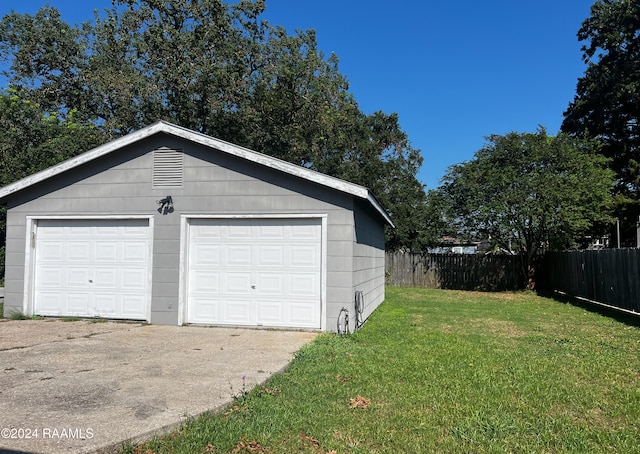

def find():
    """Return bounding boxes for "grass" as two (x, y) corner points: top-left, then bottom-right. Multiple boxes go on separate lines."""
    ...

(8, 310), (30, 320)
(125, 288), (640, 453)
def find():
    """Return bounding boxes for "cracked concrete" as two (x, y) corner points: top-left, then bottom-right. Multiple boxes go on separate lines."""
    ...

(0, 319), (317, 453)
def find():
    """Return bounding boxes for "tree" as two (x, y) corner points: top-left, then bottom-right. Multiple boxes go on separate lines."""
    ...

(0, 1), (429, 252)
(437, 128), (614, 288)
(0, 88), (105, 281)
(0, 6), (91, 118)
(561, 0), (640, 244)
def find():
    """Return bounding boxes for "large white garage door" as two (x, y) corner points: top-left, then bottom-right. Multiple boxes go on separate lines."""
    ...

(187, 218), (322, 328)
(33, 219), (151, 320)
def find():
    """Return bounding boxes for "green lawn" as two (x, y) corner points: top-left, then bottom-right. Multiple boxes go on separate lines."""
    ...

(126, 288), (640, 453)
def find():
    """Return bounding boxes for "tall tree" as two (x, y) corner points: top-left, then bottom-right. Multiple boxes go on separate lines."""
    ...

(437, 129), (614, 287)
(562, 0), (640, 244)
(85, 0), (268, 136)
(0, 1), (429, 251)
(0, 6), (90, 117)
(0, 88), (105, 281)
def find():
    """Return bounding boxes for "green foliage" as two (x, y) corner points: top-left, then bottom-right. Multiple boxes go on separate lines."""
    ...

(126, 287), (640, 453)
(435, 129), (614, 285)
(0, 89), (105, 278)
(0, 1), (428, 251)
(0, 89), (105, 185)
(562, 0), (640, 244)
(8, 310), (30, 320)
(0, 6), (89, 115)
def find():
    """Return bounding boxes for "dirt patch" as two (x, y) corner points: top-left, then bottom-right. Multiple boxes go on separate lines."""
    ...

(440, 317), (527, 338)
(473, 318), (527, 338)
(549, 403), (626, 431)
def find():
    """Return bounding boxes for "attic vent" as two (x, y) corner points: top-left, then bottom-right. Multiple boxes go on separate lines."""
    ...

(153, 148), (184, 188)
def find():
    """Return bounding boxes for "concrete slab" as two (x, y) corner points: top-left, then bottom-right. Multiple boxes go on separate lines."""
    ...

(0, 319), (317, 453)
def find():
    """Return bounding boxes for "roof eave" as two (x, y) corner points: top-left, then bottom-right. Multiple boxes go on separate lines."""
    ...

(0, 120), (394, 226)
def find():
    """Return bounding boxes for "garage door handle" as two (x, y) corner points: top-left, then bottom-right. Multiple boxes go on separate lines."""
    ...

(251, 285), (256, 289)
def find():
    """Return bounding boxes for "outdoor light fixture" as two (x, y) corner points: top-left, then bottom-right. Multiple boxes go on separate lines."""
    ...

(157, 196), (174, 215)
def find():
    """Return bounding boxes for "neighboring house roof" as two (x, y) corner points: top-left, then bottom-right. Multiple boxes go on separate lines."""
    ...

(0, 121), (394, 227)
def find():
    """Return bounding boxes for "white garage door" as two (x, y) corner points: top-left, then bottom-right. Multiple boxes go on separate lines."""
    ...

(187, 218), (322, 328)
(33, 219), (151, 320)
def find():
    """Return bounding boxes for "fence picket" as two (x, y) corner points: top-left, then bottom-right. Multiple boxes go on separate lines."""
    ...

(385, 252), (525, 291)
(541, 249), (640, 314)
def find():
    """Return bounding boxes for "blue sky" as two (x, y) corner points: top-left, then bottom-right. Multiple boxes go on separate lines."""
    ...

(0, 1), (595, 189)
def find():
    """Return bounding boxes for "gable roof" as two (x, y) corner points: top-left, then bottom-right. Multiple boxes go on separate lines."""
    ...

(0, 121), (393, 226)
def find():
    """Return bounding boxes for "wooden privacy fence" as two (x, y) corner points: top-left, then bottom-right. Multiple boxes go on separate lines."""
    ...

(385, 252), (526, 291)
(542, 249), (640, 314)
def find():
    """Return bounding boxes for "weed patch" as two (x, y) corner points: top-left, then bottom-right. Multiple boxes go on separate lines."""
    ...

(8, 310), (29, 320)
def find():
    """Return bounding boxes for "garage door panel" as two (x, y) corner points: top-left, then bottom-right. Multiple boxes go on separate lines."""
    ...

(190, 223), (221, 238)
(122, 268), (147, 289)
(35, 293), (64, 314)
(190, 271), (220, 292)
(256, 273), (284, 295)
(67, 293), (91, 313)
(38, 267), (64, 287)
(289, 302), (318, 326)
(94, 294), (118, 314)
(33, 219), (151, 320)
(39, 242), (64, 261)
(38, 225), (65, 237)
(257, 301), (283, 324)
(225, 300), (253, 323)
(291, 223), (320, 239)
(122, 241), (149, 262)
(226, 273), (252, 294)
(68, 226), (92, 237)
(227, 245), (251, 266)
(96, 225), (119, 236)
(95, 242), (118, 262)
(192, 245), (221, 265)
(94, 268), (117, 288)
(67, 268), (91, 287)
(68, 242), (92, 261)
(257, 246), (284, 266)
(259, 224), (285, 238)
(189, 298), (220, 322)
(121, 295), (146, 317)
(227, 224), (252, 238)
(291, 245), (319, 267)
(187, 218), (321, 328)
(290, 274), (318, 296)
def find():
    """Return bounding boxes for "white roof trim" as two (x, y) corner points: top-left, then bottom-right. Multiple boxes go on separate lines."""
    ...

(0, 121), (394, 226)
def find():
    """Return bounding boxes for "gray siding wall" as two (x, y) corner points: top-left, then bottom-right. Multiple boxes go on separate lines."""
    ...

(3, 134), (360, 330)
(4, 209), (25, 317)
(352, 200), (386, 330)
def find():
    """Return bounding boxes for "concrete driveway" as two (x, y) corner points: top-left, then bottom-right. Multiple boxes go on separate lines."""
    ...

(0, 318), (317, 454)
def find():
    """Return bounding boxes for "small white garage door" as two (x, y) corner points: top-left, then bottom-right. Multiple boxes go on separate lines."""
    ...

(33, 219), (151, 320)
(186, 218), (322, 328)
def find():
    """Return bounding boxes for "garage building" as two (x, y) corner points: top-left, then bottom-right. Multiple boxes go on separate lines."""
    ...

(0, 121), (392, 331)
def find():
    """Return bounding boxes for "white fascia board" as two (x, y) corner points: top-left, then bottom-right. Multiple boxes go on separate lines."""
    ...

(0, 120), (393, 226)
(367, 194), (395, 228)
